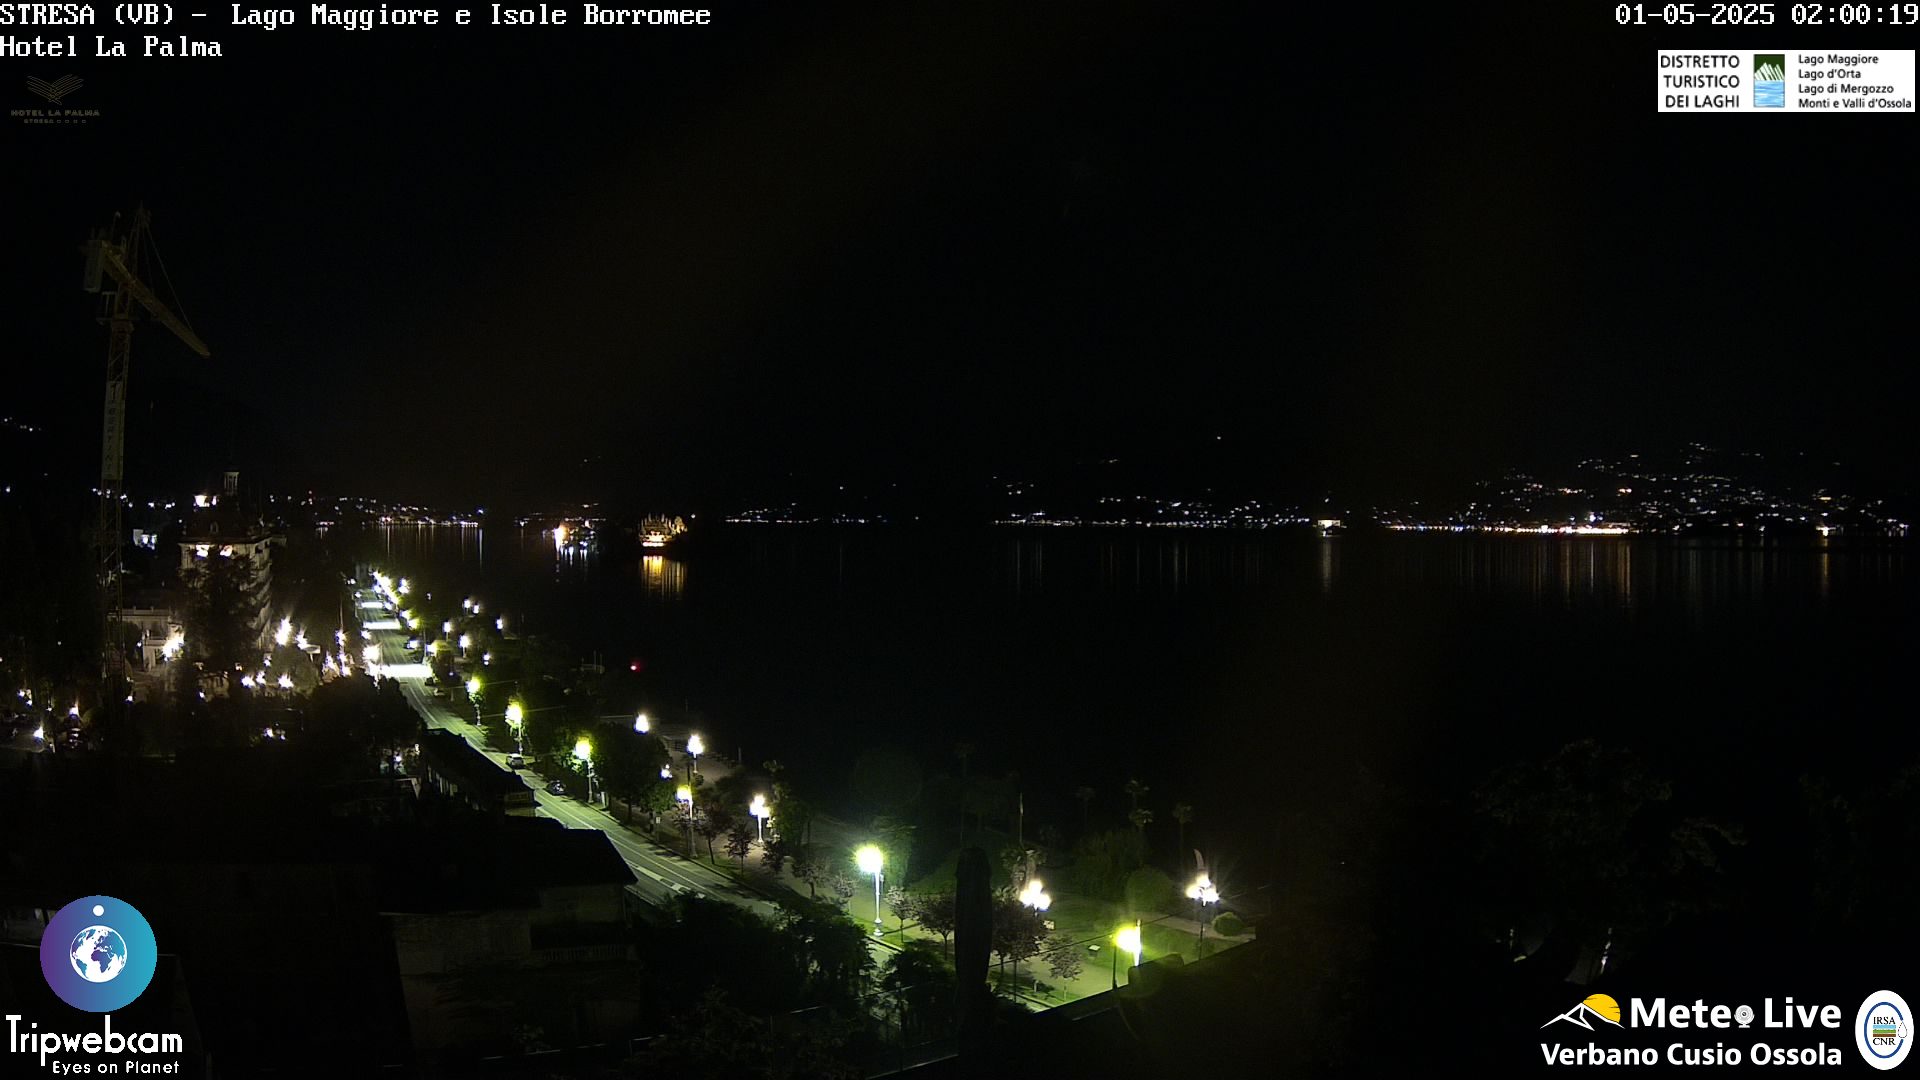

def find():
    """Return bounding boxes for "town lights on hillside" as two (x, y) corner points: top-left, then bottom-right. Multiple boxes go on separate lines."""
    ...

(553, 524), (569, 547)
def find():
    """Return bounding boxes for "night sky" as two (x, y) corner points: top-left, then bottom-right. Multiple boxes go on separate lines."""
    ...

(4, 3), (1915, 510)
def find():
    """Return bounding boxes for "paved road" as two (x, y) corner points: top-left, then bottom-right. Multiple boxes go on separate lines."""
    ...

(361, 601), (780, 919)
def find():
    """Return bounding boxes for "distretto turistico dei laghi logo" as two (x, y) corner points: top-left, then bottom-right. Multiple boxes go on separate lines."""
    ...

(38, 896), (157, 1012)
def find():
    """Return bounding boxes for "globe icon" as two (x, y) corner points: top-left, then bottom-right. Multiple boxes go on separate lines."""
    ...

(68, 925), (128, 984)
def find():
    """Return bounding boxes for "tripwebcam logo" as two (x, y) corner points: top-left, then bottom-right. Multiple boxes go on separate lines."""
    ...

(38, 895), (157, 1012)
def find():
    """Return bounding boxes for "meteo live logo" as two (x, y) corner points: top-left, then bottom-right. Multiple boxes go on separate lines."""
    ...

(5, 895), (185, 1074)
(1536, 990), (1912, 1069)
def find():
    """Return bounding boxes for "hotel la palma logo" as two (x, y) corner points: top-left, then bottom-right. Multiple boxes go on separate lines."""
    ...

(5, 896), (185, 1074)
(1536, 990), (1912, 1069)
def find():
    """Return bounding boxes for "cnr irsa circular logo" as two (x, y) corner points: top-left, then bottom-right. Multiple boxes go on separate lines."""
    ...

(1856, 989), (1913, 1071)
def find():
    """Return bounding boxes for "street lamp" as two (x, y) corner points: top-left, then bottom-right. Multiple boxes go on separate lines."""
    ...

(573, 738), (594, 805)
(458, 633), (471, 657)
(855, 845), (885, 936)
(749, 794), (770, 844)
(1113, 923), (1143, 989)
(1185, 873), (1220, 956)
(685, 732), (703, 782)
(442, 621), (453, 635)
(467, 676), (481, 697)
(505, 700), (524, 753)
(1014, 877), (1051, 986)
(634, 712), (650, 734)
(676, 784), (694, 853)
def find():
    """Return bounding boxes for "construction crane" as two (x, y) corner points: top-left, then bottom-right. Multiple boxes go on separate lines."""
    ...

(82, 208), (211, 679)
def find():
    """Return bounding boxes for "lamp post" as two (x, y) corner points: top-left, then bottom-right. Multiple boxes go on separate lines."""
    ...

(855, 845), (884, 936)
(634, 712), (650, 733)
(1185, 873), (1219, 957)
(1016, 878), (1051, 986)
(1113, 923), (1142, 989)
(685, 732), (703, 783)
(749, 794), (770, 845)
(458, 633), (471, 658)
(505, 700), (524, 754)
(573, 738), (594, 805)
(676, 784), (694, 854)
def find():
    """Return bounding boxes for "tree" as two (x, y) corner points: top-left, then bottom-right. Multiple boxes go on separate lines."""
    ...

(1123, 866), (1179, 917)
(759, 835), (791, 874)
(915, 889), (958, 957)
(1128, 807), (1154, 835)
(826, 869), (856, 910)
(183, 550), (262, 685)
(885, 885), (915, 933)
(696, 809), (727, 864)
(1074, 785), (1096, 828)
(879, 941), (953, 1043)
(998, 844), (1037, 889)
(1064, 829), (1148, 901)
(1124, 777), (1148, 811)
(989, 892), (1049, 981)
(794, 846), (822, 898)
(725, 823), (755, 867)
(1043, 937), (1084, 985)
(597, 728), (670, 824)
(1171, 801), (1195, 864)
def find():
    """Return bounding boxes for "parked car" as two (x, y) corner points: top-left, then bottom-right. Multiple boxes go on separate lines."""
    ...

(546, 779), (567, 796)
(507, 753), (525, 769)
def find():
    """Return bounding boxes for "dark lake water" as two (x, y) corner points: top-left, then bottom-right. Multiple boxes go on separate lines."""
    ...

(342, 525), (1916, 888)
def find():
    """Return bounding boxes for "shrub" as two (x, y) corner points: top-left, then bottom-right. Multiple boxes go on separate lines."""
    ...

(1122, 866), (1179, 916)
(1211, 911), (1247, 938)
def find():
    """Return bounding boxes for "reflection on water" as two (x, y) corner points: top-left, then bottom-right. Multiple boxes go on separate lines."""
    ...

(642, 554), (685, 599)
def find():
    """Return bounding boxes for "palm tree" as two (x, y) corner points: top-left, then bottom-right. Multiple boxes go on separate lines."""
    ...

(1171, 802), (1194, 863)
(1074, 785), (1096, 829)
(1124, 778), (1148, 812)
(954, 741), (975, 842)
(1128, 807), (1154, 835)
(762, 758), (785, 783)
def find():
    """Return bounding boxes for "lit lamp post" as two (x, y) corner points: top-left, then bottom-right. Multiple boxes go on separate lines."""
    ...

(685, 732), (703, 783)
(1016, 878), (1051, 986)
(634, 712), (650, 734)
(1112, 923), (1143, 989)
(749, 794), (770, 845)
(458, 633), (471, 658)
(505, 700), (524, 754)
(573, 738), (594, 805)
(855, 845), (885, 936)
(676, 784), (694, 853)
(1185, 873), (1220, 956)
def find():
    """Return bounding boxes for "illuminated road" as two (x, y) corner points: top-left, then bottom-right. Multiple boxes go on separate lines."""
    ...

(361, 599), (780, 918)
